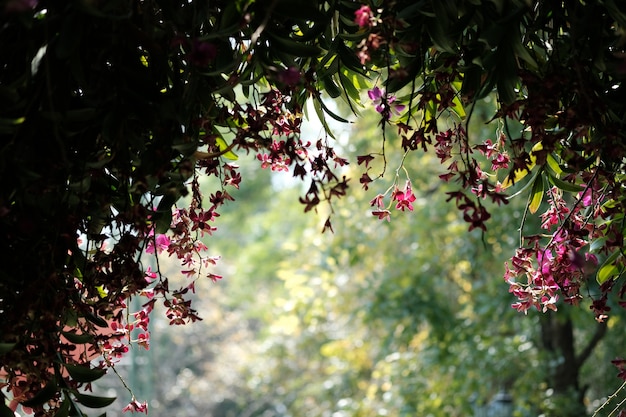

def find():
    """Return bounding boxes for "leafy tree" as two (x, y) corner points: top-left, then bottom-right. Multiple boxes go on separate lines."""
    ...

(2, 0), (626, 415)
(226, 107), (624, 417)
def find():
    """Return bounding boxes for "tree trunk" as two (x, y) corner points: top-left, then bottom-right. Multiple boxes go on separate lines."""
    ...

(539, 310), (607, 417)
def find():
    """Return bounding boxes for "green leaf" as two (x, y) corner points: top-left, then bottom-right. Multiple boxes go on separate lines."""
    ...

(312, 98), (336, 139)
(0, 116), (25, 134)
(507, 168), (542, 200)
(0, 343), (15, 355)
(336, 42), (367, 75)
(154, 193), (179, 234)
(545, 153), (564, 177)
(317, 97), (351, 123)
(84, 311), (108, 328)
(65, 364), (107, 383)
(338, 71), (361, 102)
(449, 82), (466, 119)
(274, 0), (325, 22)
(172, 140), (199, 157)
(597, 250), (623, 285)
(0, 398), (13, 417)
(528, 174), (544, 214)
(267, 33), (322, 57)
(321, 75), (342, 98)
(216, 136), (238, 160)
(502, 142), (543, 189)
(72, 392), (116, 409)
(546, 170), (584, 193)
(589, 237), (608, 253)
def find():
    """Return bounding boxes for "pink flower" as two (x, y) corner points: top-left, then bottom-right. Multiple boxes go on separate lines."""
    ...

(491, 152), (510, 170)
(123, 399), (148, 414)
(369, 194), (385, 208)
(146, 233), (170, 255)
(354, 5), (373, 28)
(190, 209), (217, 236)
(136, 333), (150, 350)
(207, 273), (223, 282)
(367, 87), (406, 119)
(372, 209), (391, 221)
(144, 266), (157, 283)
(257, 153), (272, 169)
(393, 181), (417, 211)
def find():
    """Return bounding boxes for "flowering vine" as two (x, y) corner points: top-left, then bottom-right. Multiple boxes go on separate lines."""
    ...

(3, 0), (626, 415)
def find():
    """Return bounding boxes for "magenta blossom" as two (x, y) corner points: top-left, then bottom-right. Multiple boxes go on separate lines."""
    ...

(146, 233), (170, 255)
(188, 40), (217, 67)
(368, 86), (406, 119)
(393, 181), (417, 211)
(354, 5), (373, 28)
(372, 209), (391, 221)
(278, 66), (302, 86)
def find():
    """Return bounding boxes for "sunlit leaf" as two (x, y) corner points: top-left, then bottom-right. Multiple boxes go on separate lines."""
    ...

(216, 136), (239, 160)
(545, 153), (564, 177)
(501, 142), (543, 189)
(597, 250), (622, 284)
(528, 174), (544, 214)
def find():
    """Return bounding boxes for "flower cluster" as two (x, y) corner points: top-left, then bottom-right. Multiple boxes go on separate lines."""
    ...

(353, 0), (626, 323)
(367, 180), (416, 221)
(353, 5), (385, 64)
(354, 5), (374, 28)
(123, 398), (148, 414)
(503, 187), (602, 315)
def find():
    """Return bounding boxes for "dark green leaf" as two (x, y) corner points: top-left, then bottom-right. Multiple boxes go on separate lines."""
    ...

(72, 392), (116, 409)
(65, 364), (107, 383)
(0, 343), (16, 355)
(546, 170), (584, 193)
(317, 97), (351, 123)
(426, 18), (456, 54)
(337, 42), (367, 75)
(267, 33), (322, 57)
(0, 399), (13, 417)
(590, 237), (608, 253)
(84, 311), (108, 328)
(321, 75), (342, 98)
(338, 72), (361, 102)
(56, 14), (83, 59)
(155, 193), (179, 234)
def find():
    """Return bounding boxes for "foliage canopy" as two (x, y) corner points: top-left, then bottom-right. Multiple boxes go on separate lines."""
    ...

(2, 0), (626, 415)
